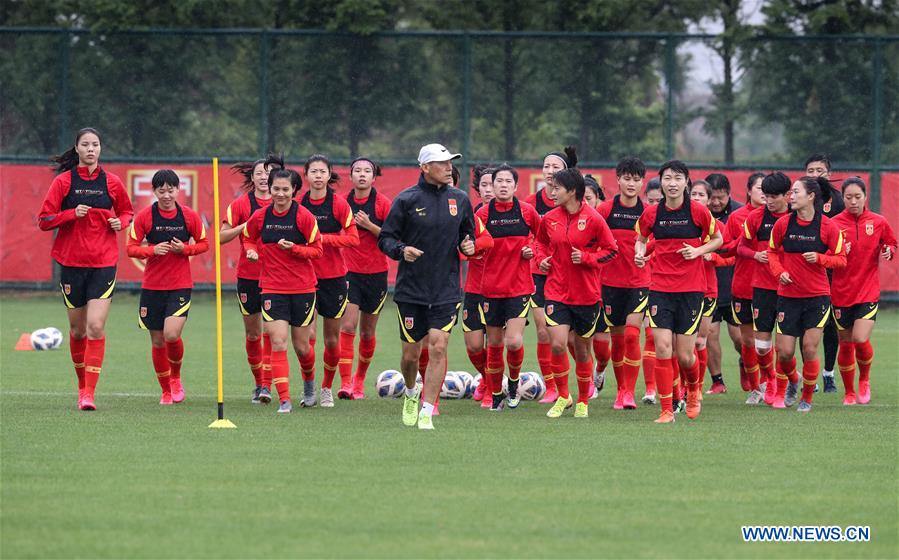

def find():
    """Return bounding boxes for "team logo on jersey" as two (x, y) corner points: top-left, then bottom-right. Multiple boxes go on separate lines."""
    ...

(546, 304), (554, 315)
(577, 218), (587, 231)
(63, 284), (71, 295)
(264, 299), (271, 311)
(482, 302), (489, 313)
(140, 307), (148, 318)
(650, 305), (657, 317)
(240, 293), (248, 304)
(404, 316), (414, 330)
(179, 297), (185, 304)
(448, 199), (458, 216)
(777, 311), (785, 323)
(605, 304), (612, 315)
(753, 308), (759, 319)
(834, 309), (842, 319)
(823, 201), (832, 213)
(734, 302), (742, 313)
(866, 221), (874, 236)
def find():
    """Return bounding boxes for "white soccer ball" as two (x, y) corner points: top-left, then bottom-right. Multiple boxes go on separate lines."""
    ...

(440, 371), (468, 399)
(454, 371), (474, 398)
(376, 369), (405, 398)
(517, 371), (546, 401)
(30, 327), (63, 351)
(471, 373), (483, 395)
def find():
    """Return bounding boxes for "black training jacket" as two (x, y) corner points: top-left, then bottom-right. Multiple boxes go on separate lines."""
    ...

(378, 174), (475, 305)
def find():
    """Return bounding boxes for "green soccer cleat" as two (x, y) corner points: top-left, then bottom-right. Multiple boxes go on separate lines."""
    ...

(574, 401), (588, 418)
(402, 388), (420, 427)
(417, 410), (434, 430)
(547, 395), (573, 418)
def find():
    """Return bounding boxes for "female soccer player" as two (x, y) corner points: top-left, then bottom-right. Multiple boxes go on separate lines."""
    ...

(464, 165), (494, 407)
(831, 177), (896, 405)
(127, 170), (208, 404)
(526, 146), (576, 404)
(221, 154), (281, 404)
(535, 168), (618, 419)
(39, 128), (134, 411)
(476, 164), (541, 410)
(767, 177), (846, 412)
(243, 168), (323, 413)
(635, 161), (722, 423)
(639, 179), (663, 404)
(301, 155), (360, 407)
(338, 157), (392, 399)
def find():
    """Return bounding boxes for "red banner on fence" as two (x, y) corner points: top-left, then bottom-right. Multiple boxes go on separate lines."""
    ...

(3, 162), (897, 294)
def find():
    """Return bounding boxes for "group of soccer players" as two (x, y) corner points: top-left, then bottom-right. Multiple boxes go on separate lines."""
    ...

(40, 128), (896, 427)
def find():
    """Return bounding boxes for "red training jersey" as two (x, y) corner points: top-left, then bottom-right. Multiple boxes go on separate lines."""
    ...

(534, 203), (618, 306)
(742, 206), (790, 292)
(38, 165), (134, 268)
(722, 203), (757, 300)
(767, 212), (845, 298)
(703, 219), (729, 298)
(525, 189), (555, 277)
(243, 201), (323, 294)
(596, 195), (651, 289)
(831, 209), (897, 307)
(476, 198), (542, 298)
(301, 189), (359, 280)
(636, 199), (716, 294)
(344, 188), (391, 274)
(127, 202), (208, 290)
(225, 191), (272, 280)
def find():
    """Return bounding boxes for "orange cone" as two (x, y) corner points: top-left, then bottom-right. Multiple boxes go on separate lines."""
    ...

(15, 333), (33, 351)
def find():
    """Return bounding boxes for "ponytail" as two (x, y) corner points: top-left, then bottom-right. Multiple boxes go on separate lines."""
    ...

(50, 127), (101, 174)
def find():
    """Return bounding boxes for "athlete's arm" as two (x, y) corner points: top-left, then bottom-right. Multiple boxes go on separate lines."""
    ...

(38, 176), (78, 230)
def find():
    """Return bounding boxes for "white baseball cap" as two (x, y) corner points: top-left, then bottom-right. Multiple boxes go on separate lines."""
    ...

(418, 143), (462, 164)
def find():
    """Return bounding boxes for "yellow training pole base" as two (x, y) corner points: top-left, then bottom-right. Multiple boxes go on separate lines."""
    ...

(208, 419), (237, 429)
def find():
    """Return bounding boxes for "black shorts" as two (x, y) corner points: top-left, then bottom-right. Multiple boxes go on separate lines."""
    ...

(483, 295), (531, 327)
(752, 288), (779, 334)
(262, 293), (316, 327)
(601, 286), (648, 328)
(731, 297), (753, 326)
(462, 292), (485, 332)
(59, 265), (116, 309)
(347, 271), (388, 315)
(545, 300), (601, 338)
(396, 301), (461, 343)
(702, 297), (717, 318)
(776, 295), (832, 337)
(712, 299), (734, 325)
(316, 276), (349, 319)
(530, 274), (547, 308)
(833, 302), (878, 331)
(648, 291), (704, 335)
(139, 288), (192, 330)
(236, 277), (262, 316)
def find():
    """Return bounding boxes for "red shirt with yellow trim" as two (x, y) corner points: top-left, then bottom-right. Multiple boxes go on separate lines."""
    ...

(243, 202), (323, 294)
(224, 191), (272, 280)
(722, 203), (757, 300)
(767, 212), (845, 298)
(525, 189), (555, 277)
(831, 209), (897, 307)
(596, 195), (651, 289)
(301, 190), (359, 280)
(743, 206), (790, 292)
(127, 203), (208, 290)
(344, 190), (391, 274)
(476, 198), (541, 298)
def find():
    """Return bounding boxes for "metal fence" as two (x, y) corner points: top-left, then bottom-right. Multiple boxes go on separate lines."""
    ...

(2, 28), (897, 207)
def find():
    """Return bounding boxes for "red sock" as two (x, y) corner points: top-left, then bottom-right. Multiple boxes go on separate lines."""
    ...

(166, 338), (184, 380)
(261, 333), (272, 389)
(593, 337), (611, 373)
(757, 349), (774, 389)
(855, 340), (873, 382)
(300, 343), (315, 382)
(696, 346), (708, 388)
(610, 333), (626, 390)
(486, 345), (505, 395)
(673, 357), (684, 398)
(466, 347), (487, 376)
(246, 336), (263, 386)
(151, 345), (171, 393)
(838, 341), (856, 395)
(338, 331), (355, 386)
(83, 337), (106, 395)
(684, 353), (701, 392)
(800, 358), (820, 403)
(623, 326), (642, 393)
(741, 344), (759, 390)
(418, 346), (429, 377)
(322, 345), (339, 389)
(642, 329), (656, 391)
(70, 334), (87, 390)
(537, 342), (555, 392)
(355, 336), (376, 381)
(551, 351), (570, 399)
(775, 358), (788, 398)
(576, 358), (594, 404)
(654, 357), (674, 413)
(787, 357), (799, 384)
(270, 350), (290, 401)
(507, 346), (524, 381)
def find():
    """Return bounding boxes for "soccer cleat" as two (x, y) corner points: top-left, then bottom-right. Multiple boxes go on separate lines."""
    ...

(588, 383), (598, 401)
(622, 391), (637, 409)
(277, 399), (292, 413)
(480, 390), (492, 409)
(546, 395), (573, 418)
(673, 400), (685, 414)
(507, 378), (520, 409)
(654, 410), (675, 424)
(772, 395), (786, 409)
(258, 387), (272, 404)
(79, 392), (96, 411)
(857, 380), (871, 405)
(594, 370), (605, 393)
(797, 400), (812, 413)
(642, 390), (657, 405)
(160, 392), (173, 406)
(351, 376), (365, 400)
(473, 380), (487, 402)
(842, 394), (857, 406)
(170, 378), (185, 403)
(490, 393), (505, 412)
(574, 402), (588, 418)
(612, 389), (624, 410)
(417, 410), (434, 430)
(758, 381), (767, 395)
(763, 380), (777, 406)
(301, 381), (316, 407)
(738, 359), (750, 391)
(745, 390), (763, 405)
(539, 387), (559, 404)
(402, 388), (420, 427)
(784, 382), (800, 407)
(337, 383), (353, 400)
(686, 389), (701, 419)
(822, 375), (837, 393)
(251, 386), (262, 404)
(319, 388), (335, 408)
(705, 382), (727, 395)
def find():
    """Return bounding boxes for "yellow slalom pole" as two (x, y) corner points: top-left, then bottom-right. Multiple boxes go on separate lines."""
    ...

(209, 157), (236, 429)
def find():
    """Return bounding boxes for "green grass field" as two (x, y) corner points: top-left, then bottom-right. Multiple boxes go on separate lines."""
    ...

(1, 292), (896, 559)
